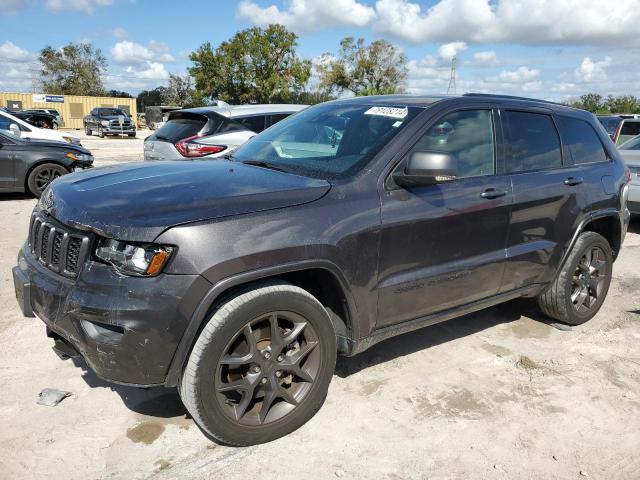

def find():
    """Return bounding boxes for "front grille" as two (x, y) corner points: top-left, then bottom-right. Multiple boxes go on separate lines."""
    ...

(29, 214), (90, 278)
(109, 120), (132, 127)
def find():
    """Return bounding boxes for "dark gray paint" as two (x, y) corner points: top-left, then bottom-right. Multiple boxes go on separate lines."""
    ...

(13, 95), (631, 387)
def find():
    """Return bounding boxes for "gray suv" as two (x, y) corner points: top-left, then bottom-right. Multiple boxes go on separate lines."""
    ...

(13, 94), (631, 446)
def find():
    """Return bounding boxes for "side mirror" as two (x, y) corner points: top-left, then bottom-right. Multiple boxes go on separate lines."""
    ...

(9, 123), (21, 138)
(393, 151), (457, 187)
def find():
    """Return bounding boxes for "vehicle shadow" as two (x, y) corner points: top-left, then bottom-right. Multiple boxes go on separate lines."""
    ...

(67, 297), (550, 418)
(628, 217), (640, 234)
(70, 358), (189, 418)
(0, 192), (34, 201)
(336, 297), (544, 378)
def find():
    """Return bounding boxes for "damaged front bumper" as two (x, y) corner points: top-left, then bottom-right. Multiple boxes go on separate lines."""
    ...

(13, 244), (209, 386)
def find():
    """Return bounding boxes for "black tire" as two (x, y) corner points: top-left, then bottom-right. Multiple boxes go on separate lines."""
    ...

(180, 282), (337, 446)
(128, 133), (136, 138)
(85, 125), (91, 136)
(98, 127), (105, 138)
(538, 231), (613, 325)
(27, 163), (69, 198)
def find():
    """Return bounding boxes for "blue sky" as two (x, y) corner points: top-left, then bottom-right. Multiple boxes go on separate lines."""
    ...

(1, 0), (638, 101)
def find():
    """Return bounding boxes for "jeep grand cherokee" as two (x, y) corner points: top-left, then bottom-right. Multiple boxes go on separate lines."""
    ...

(13, 94), (631, 446)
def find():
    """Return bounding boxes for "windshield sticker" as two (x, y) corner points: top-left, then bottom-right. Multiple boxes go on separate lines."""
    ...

(364, 106), (408, 119)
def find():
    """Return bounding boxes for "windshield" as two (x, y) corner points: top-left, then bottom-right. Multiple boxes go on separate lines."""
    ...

(100, 108), (126, 117)
(597, 116), (622, 134)
(619, 135), (640, 150)
(231, 103), (421, 179)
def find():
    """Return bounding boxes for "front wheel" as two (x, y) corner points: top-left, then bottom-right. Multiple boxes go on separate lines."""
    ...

(85, 125), (91, 136)
(98, 127), (105, 138)
(27, 163), (68, 198)
(180, 282), (337, 446)
(538, 231), (613, 325)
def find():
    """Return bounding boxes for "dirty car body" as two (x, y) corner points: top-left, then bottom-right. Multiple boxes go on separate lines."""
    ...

(13, 95), (631, 421)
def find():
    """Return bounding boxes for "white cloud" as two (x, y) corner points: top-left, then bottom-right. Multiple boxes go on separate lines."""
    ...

(374, 0), (640, 46)
(237, 0), (376, 34)
(472, 51), (498, 67)
(0, 41), (34, 91)
(0, 40), (31, 62)
(0, 0), (24, 14)
(125, 62), (169, 80)
(113, 27), (128, 40)
(46, 0), (113, 13)
(111, 40), (174, 65)
(575, 56), (611, 82)
(495, 66), (540, 83)
(438, 42), (466, 60)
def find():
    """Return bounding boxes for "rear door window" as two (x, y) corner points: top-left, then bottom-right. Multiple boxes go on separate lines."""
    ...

(503, 111), (562, 173)
(235, 115), (266, 133)
(558, 117), (608, 164)
(268, 113), (291, 127)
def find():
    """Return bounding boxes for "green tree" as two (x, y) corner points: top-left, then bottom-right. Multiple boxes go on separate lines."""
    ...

(136, 87), (166, 111)
(189, 24), (311, 104)
(567, 93), (606, 113)
(105, 89), (133, 98)
(317, 37), (408, 97)
(604, 95), (640, 114)
(161, 74), (204, 107)
(38, 43), (107, 96)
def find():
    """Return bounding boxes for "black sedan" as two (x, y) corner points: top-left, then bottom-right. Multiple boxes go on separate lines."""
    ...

(0, 130), (93, 197)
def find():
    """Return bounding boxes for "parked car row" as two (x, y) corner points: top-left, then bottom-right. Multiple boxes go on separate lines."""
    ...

(0, 109), (80, 145)
(11, 93), (632, 447)
(144, 104), (306, 161)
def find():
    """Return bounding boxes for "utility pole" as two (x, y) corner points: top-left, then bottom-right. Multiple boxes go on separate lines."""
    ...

(447, 55), (457, 95)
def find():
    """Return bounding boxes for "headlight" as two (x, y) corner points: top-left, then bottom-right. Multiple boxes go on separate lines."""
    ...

(65, 152), (93, 162)
(62, 135), (81, 146)
(101, 120), (110, 126)
(95, 239), (174, 277)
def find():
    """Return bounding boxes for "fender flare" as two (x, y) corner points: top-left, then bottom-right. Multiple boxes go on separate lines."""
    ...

(558, 208), (623, 271)
(164, 259), (357, 387)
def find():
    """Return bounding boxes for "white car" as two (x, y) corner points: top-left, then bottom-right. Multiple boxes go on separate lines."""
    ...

(618, 135), (640, 215)
(144, 104), (306, 161)
(0, 110), (80, 145)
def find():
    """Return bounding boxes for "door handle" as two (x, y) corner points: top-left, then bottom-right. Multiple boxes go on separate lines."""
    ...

(564, 176), (584, 186)
(480, 188), (508, 199)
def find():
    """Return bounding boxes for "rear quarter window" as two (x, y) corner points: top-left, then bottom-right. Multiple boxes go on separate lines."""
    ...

(558, 117), (608, 165)
(620, 121), (640, 137)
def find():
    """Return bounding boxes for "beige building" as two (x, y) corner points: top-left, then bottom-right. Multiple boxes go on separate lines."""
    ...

(0, 92), (137, 130)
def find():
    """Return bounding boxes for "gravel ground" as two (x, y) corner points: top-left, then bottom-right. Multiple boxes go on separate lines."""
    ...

(0, 132), (639, 479)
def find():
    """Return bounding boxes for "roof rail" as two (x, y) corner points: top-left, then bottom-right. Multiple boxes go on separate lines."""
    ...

(463, 93), (566, 107)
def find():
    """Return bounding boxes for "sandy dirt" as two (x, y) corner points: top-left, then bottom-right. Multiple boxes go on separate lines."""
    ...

(0, 132), (639, 479)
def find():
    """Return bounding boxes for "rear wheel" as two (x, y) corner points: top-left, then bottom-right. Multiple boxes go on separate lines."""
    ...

(27, 163), (68, 198)
(180, 282), (337, 446)
(538, 231), (613, 325)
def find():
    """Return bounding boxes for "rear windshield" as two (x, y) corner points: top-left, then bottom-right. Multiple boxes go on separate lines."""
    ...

(152, 111), (247, 142)
(620, 121), (640, 136)
(597, 116), (622, 134)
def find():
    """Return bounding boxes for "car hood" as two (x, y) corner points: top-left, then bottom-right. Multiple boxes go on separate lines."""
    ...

(43, 160), (330, 241)
(23, 139), (91, 154)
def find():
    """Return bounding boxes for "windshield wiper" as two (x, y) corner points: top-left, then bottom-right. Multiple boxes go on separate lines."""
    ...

(154, 134), (172, 142)
(241, 160), (287, 173)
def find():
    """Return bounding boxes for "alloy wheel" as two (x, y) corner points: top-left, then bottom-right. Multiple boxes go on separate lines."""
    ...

(215, 311), (321, 426)
(34, 168), (62, 193)
(571, 246), (607, 314)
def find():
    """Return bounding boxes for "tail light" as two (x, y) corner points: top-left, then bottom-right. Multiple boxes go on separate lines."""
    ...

(175, 134), (226, 158)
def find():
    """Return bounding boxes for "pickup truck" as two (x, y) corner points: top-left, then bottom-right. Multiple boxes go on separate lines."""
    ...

(83, 107), (136, 138)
